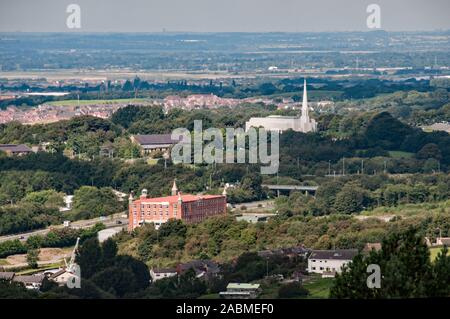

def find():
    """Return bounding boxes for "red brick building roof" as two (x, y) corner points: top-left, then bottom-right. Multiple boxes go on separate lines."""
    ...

(134, 193), (224, 204)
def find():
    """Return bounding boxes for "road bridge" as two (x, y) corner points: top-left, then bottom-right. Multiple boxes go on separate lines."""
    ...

(262, 184), (319, 197)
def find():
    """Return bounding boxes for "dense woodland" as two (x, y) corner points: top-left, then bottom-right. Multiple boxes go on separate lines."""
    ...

(0, 98), (450, 236)
(0, 84), (449, 298)
(331, 228), (450, 298)
(1, 223), (449, 299)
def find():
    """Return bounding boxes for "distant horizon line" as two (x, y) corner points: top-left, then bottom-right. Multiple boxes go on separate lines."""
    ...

(1, 29), (450, 35)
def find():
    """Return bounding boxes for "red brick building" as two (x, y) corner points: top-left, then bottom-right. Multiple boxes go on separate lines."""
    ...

(128, 180), (227, 231)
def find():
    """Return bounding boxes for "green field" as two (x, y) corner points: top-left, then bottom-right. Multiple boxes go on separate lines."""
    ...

(256, 275), (334, 299)
(430, 247), (449, 262)
(388, 151), (414, 159)
(47, 98), (150, 107)
(147, 158), (159, 165)
(198, 293), (220, 299)
(303, 276), (334, 299)
(361, 200), (450, 217)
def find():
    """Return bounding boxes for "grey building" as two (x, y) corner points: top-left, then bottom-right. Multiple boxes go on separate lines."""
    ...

(131, 134), (179, 155)
(0, 144), (33, 156)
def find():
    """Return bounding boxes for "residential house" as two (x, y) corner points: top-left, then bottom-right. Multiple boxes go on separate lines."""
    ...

(130, 134), (179, 156)
(0, 144), (33, 156)
(436, 237), (450, 246)
(0, 272), (15, 282)
(257, 245), (310, 259)
(177, 260), (220, 281)
(307, 249), (358, 277)
(13, 274), (45, 290)
(150, 268), (178, 282)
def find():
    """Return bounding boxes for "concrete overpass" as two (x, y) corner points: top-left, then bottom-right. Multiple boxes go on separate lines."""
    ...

(262, 184), (319, 197)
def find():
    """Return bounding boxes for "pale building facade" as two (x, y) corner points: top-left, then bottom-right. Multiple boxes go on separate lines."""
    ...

(307, 249), (358, 277)
(245, 79), (317, 133)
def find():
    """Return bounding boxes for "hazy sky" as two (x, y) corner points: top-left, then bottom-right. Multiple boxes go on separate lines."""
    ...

(0, 0), (449, 32)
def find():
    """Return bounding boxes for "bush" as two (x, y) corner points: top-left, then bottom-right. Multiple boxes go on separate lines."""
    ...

(72, 186), (121, 219)
(0, 224), (105, 259)
(0, 240), (27, 258)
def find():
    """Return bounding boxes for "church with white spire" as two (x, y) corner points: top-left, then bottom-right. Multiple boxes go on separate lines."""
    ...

(245, 79), (317, 133)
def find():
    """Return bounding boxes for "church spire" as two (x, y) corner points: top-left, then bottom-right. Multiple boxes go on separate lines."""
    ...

(171, 179), (178, 196)
(302, 78), (309, 119)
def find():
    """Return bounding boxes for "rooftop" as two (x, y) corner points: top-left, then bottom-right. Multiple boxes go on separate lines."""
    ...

(227, 283), (260, 290)
(0, 144), (32, 153)
(0, 272), (15, 280)
(309, 249), (358, 261)
(134, 193), (225, 204)
(13, 275), (45, 284)
(178, 260), (220, 273)
(152, 268), (177, 274)
(49, 269), (68, 279)
(133, 134), (179, 145)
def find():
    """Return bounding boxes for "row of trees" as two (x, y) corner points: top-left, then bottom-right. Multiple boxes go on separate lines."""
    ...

(4, 102), (449, 167)
(275, 173), (450, 216)
(0, 183), (122, 235)
(0, 224), (105, 259)
(331, 228), (450, 298)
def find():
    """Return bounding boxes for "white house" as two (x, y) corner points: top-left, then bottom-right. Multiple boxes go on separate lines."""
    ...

(150, 268), (178, 282)
(307, 249), (358, 277)
(436, 237), (450, 246)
